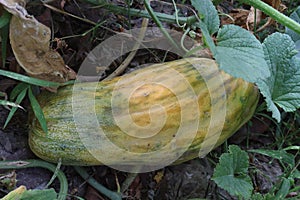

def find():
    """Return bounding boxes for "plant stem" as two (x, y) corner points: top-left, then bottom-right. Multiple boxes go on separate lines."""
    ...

(84, 0), (197, 26)
(0, 160), (68, 200)
(144, 0), (181, 51)
(73, 166), (122, 200)
(239, 0), (300, 35)
(104, 18), (149, 80)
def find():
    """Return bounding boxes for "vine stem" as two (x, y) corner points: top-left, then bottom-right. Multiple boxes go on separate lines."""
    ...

(73, 166), (122, 200)
(0, 160), (68, 200)
(144, 0), (181, 51)
(84, 0), (197, 26)
(239, 0), (300, 35)
(104, 18), (149, 80)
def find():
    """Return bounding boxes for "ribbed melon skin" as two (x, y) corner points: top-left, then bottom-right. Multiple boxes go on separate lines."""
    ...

(28, 58), (259, 166)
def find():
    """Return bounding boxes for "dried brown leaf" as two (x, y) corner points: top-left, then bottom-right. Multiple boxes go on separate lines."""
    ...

(0, 0), (76, 82)
(221, 9), (250, 29)
(246, 7), (262, 31)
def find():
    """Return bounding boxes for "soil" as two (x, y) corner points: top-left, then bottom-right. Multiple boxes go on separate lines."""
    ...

(0, 0), (299, 199)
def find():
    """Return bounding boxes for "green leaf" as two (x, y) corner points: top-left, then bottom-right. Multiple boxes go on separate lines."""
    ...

(257, 32), (300, 122)
(212, 145), (253, 200)
(248, 148), (295, 168)
(275, 178), (290, 200)
(191, 0), (220, 35)
(19, 188), (57, 200)
(10, 83), (30, 101)
(0, 69), (61, 87)
(0, 10), (11, 28)
(28, 86), (48, 134)
(286, 6), (300, 42)
(0, 100), (24, 109)
(251, 193), (274, 200)
(3, 87), (28, 129)
(215, 24), (269, 83)
(295, 40), (300, 59)
(1, 22), (9, 68)
(283, 146), (300, 151)
(290, 169), (300, 179)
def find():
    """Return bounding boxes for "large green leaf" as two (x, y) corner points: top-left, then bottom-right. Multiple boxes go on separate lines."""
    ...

(215, 24), (269, 83)
(191, 0), (220, 35)
(286, 6), (300, 42)
(257, 32), (300, 122)
(212, 145), (253, 200)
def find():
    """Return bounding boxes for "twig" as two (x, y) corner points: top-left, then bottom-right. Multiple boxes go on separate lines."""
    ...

(104, 18), (149, 80)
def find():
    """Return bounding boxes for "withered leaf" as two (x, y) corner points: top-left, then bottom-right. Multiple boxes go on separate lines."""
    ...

(0, 0), (76, 83)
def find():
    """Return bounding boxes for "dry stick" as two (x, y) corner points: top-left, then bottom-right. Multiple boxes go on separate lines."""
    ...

(42, 3), (121, 36)
(103, 18), (149, 81)
(43, 4), (97, 25)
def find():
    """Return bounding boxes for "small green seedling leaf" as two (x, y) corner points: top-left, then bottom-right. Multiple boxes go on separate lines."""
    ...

(257, 32), (300, 122)
(286, 6), (300, 42)
(212, 145), (253, 200)
(249, 148), (295, 168)
(191, 0), (220, 35)
(28, 86), (48, 134)
(215, 24), (269, 83)
(3, 87), (28, 128)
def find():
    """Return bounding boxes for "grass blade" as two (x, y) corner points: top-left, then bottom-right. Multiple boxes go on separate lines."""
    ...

(0, 100), (24, 109)
(3, 87), (28, 128)
(1, 23), (9, 68)
(0, 69), (61, 87)
(10, 82), (29, 101)
(28, 86), (48, 134)
(0, 10), (11, 28)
